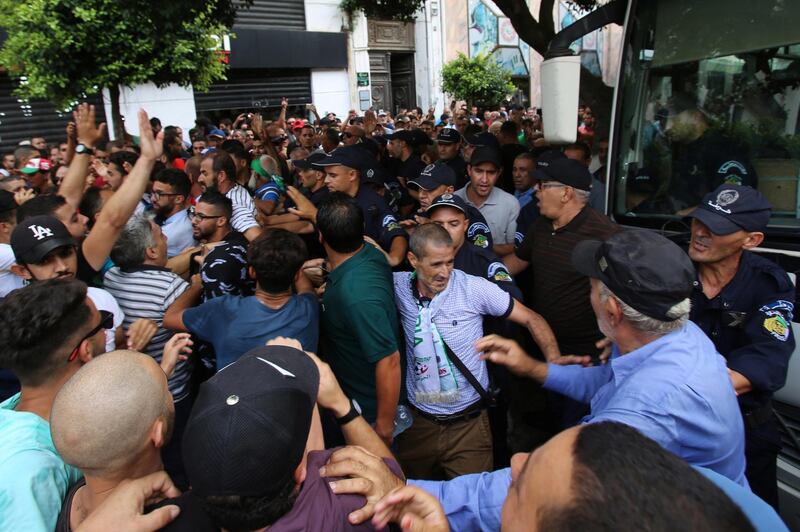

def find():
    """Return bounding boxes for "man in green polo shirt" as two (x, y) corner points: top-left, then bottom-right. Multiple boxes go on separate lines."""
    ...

(316, 192), (402, 446)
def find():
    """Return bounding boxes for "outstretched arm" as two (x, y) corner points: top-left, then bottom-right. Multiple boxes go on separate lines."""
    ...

(81, 109), (162, 270)
(58, 104), (106, 208)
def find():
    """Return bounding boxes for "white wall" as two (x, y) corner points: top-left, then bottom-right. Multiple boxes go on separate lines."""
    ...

(311, 69), (351, 118)
(417, 0), (446, 116)
(103, 83), (197, 141)
(306, 0), (353, 116)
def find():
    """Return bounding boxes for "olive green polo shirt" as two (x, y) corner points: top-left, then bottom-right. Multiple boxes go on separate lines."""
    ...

(321, 244), (401, 423)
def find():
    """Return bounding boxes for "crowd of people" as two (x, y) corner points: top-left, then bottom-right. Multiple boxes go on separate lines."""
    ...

(0, 97), (793, 531)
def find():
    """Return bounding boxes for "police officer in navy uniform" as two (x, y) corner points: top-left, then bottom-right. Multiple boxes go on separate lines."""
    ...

(404, 162), (494, 251)
(436, 128), (469, 189)
(308, 145), (408, 267)
(688, 184), (794, 509)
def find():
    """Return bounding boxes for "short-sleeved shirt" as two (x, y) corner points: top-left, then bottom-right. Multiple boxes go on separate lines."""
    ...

(321, 245), (401, 423)
(393, 270), (513, 415)
(514, 200), (540, 249)
(515, 206), (618, 355)
(354, 186), (407, 252)
(0, 393), (83, 532)
(225, 184), (259, 234)
(454, 243), (522, 300)
(182, 293), (320, 370)
(691, 251), (795, 438)
(161, 209), (197, 257)
(454, 185), (520, 245)
(269, 448), (404, 531)
(103, 265), (191, 401)
(199, 231), (254, 302)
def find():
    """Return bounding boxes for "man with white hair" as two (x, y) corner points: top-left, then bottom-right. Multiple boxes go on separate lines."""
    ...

(478, 230), (748, 486)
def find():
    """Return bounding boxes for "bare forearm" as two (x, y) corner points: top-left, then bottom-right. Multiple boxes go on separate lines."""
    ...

(387, 237), (408, 267)
(329, 395), (393, 460)
(525, 311), (561, 362)
(492, 243), (514, 257)
(728, 369), (753, 396)
(100, 156), (155, 227)
(163, 283), (202, 331)
(375, 353), (401, 439)
(58, 153), (91, 208)
(503, 254), (529, 276)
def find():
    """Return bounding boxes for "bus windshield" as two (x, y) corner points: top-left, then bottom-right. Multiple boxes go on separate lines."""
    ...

(612, 0), (800, 235)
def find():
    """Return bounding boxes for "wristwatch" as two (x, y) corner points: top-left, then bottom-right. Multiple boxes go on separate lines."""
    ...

(75, 143), (95, 156)
(335, 398), (362, 426)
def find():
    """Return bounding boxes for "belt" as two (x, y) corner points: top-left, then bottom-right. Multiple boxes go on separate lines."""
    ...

(743, 402), (774, 430)
(412, 403), (484, 425)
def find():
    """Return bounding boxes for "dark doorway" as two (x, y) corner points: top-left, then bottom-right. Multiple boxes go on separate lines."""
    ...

(368, 51), (416, 114)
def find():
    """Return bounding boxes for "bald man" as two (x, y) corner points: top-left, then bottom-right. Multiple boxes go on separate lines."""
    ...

(50, 345), (202, 531)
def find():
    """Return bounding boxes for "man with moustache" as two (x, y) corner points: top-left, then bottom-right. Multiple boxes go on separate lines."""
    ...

(687, 184), (794, 509)
(198, 151), (262, 241)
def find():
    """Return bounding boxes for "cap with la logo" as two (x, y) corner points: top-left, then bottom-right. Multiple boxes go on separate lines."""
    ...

(11, 215), (74, 265)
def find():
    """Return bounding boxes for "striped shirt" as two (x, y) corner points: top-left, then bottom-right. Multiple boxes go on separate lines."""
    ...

(103, 265), (191, 401)
(393, 270), (513, 415)
(226, 184), (259, 234)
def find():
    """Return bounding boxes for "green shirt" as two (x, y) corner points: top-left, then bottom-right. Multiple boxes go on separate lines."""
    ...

(321, 245), (401, 422)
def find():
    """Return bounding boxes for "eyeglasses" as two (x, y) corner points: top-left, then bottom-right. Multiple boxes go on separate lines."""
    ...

(189, 206), (223, 221)
(151, 190), (179, 200)
(68, 310), (113, 362)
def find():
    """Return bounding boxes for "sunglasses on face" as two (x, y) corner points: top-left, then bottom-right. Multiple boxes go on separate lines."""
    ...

(68, 310), (113, 362)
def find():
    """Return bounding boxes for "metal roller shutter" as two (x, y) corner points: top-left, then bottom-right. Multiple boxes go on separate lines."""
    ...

(235, 0), (305, 31)
(0, 75), (106, 153)
(193, 68), (311, 113)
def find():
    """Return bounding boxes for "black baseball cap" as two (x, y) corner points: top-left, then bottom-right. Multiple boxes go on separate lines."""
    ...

(11, 215), (74, 265)
(437, 129), (462, 144)
(408, 129), (433, 147)
(361, 164), (387, 186)
(427, 193), (468, 215)
(291, 152), (328, 170)
(312, 145), (364, 171)
(409, 163), (456, 190)
(533, 158), (592, 191)
(469, 146), (502, 168)
(530, 150), (566, 176)
(627, 168), (660, 195)
(572, 230), (695, 322)
(387, 129), (416, 145)
(182, 345), (319, 498)
(464, 132), (500, 150)
(688, 184), (771, 235)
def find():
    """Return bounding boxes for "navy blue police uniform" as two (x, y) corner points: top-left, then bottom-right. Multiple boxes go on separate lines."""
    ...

(688, 185), (794, 509)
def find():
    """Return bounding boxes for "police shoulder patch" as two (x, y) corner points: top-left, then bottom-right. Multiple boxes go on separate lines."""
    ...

(488, 262), (511, 282)
(763, 314), (790, 342)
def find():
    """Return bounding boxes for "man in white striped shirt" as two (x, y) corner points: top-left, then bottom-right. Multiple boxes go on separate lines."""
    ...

(198, 151), (262, 241)
(103, 213), (191, 485)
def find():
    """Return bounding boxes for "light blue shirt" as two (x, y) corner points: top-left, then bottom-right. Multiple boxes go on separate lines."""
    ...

(545, 321), (747, 485)
(161, 209), (196, 257)
(0, 393), (83, 531)
(514, 188), (534, 208)
(393, 270), (513, 415)
(411, 465), (785, 532)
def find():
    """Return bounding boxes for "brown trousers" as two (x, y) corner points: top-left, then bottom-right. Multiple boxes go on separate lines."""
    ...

(396, 409), (493, 480)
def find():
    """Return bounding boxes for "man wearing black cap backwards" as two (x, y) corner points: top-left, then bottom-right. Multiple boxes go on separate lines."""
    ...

(688, 184), (794, 509)
(478, 230), (748, 486)
(182, 340), (402, 531)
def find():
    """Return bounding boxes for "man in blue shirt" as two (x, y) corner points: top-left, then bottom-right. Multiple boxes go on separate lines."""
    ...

(151, 168), (196, 257)
(478, 230), (748, 485)
(163, 229), (319, 369)
(0, 279), (108, 531)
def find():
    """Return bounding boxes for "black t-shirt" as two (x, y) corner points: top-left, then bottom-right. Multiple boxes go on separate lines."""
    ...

(443, 156), (469, 189)
(516, 207), (619, 355)
(399, 153), (427, 185)
(77, 245), (102, 287)
(55, 480), (216, 532)
(199, 231), (254, 303)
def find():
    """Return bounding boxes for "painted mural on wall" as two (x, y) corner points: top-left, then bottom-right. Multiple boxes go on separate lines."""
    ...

(559, 1), (603, 77)
(468, 0), (530, 77)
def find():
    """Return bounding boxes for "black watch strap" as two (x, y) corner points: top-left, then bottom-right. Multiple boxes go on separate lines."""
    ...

(336, 398), (362, 426)
(75, 143), (95, 156)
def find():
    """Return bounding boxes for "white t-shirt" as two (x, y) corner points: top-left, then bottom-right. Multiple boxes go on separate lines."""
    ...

(87, 287), (124, 352)
(0, 244), (24, 298)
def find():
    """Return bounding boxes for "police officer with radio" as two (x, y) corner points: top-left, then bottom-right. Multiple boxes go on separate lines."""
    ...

(688, 184), (794, 509)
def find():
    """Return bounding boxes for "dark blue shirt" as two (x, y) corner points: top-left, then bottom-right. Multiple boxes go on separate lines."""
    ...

(514, 200), (539, 249)
(354, 186), (407, 251)
(454, 242), (522, 301)
(690, 251), (795, 424)
(418, 205), (494, 250)
(182, 293), (320, 370)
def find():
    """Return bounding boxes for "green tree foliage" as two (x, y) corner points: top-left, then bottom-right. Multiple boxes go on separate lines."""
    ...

(340, 0), (426, 23)
(441, 53), (515, 109)
(0, 0), (251, 138)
